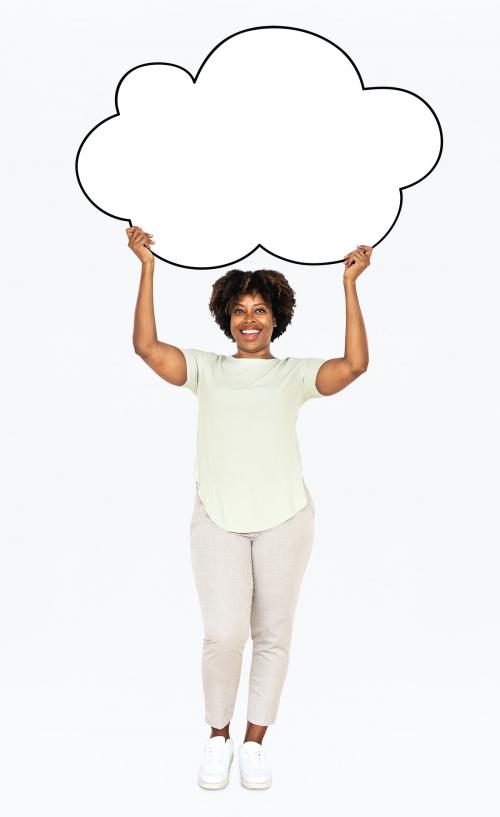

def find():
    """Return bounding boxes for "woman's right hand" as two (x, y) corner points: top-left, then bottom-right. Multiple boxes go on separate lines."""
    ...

(126, 226), (155, 263)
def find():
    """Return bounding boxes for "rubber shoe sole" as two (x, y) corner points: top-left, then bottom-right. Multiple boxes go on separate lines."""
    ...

(240, 771), (272, 789)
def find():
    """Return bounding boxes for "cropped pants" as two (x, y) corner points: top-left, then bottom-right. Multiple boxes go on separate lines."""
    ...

(189, 483), (315, 728)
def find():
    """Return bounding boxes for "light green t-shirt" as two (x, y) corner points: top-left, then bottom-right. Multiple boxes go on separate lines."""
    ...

(181, 349), (327, 533)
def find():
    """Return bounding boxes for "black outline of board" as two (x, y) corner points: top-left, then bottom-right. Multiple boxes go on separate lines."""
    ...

(75, 24), (444, 270)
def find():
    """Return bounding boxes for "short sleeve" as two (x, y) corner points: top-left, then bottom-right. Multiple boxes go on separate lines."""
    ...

(299, 357), (327, 403)
(180, 348), (200, 395)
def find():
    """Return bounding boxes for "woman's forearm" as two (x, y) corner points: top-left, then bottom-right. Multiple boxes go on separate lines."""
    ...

(133, 260), (158, 354)
(343, 277), (369, 372)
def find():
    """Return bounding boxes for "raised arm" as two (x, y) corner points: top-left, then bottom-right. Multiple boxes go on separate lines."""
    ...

(315, 245), (371, 396)
(128, 226), (188, 387)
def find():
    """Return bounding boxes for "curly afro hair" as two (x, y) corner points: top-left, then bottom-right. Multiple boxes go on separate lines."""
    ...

(209, 268), (296, 343)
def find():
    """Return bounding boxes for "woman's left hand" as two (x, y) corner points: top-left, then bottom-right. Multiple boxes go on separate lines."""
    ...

(343, 245), (373, 282)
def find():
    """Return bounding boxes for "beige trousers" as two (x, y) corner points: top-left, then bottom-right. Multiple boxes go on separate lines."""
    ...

(189, 482), (315, 728)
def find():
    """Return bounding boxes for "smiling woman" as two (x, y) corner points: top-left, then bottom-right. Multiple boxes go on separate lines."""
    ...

(129, 226), (371, 786)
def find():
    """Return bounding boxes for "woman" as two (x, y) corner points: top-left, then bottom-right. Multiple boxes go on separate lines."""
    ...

(128, 225), (371, 789)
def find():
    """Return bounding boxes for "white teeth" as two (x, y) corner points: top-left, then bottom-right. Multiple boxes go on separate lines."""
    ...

(241, 329), (261, 334)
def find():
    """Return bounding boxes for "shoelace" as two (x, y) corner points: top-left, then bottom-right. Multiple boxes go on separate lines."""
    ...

(244, 745), (265, 768)
(205, 741), (226, 766)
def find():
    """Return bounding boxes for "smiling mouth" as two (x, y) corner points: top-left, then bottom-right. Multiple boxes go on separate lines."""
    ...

(240, 329), (262, 336)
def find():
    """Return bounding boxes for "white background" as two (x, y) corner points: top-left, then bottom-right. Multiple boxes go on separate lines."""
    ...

(1, 1), (498, 815)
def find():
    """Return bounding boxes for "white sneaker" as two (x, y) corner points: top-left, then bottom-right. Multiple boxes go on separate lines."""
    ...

(198, 735), (234, 789)
(238, 740), (272, 789)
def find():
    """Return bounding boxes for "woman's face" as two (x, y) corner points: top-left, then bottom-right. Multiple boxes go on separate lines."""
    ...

(229, 291), (275, 357)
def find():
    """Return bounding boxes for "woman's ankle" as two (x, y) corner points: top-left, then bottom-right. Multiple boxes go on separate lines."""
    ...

(210, 722), (230, 740)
